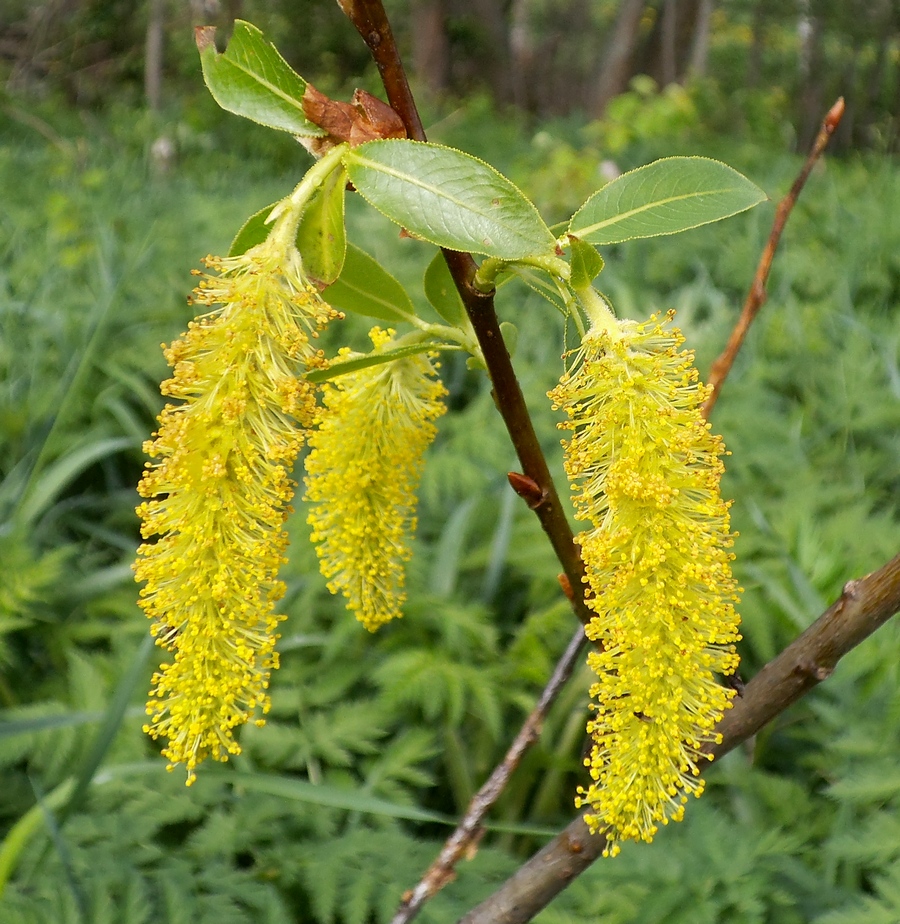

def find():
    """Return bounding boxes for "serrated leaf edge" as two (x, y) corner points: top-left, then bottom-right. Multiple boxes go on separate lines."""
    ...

(345, 140), (555, 256)
(568, 156), (767, 243)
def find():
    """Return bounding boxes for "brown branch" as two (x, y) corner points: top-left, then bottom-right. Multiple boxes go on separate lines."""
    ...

(701, 97), (845, 418)
(335, 0), (426, 142)
(340, 0), (593, 629)
(337, 4), (598, 921)
(390, 626), (588, 924)
(460, 550), (900, 924)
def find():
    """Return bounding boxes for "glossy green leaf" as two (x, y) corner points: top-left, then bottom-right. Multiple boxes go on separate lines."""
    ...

(568, 156), (766, 245)
(229, 200), (277, 256)
(198, 20), (324, 136)
(324, 244), (416, 323)
(568, 238), (605, 289)
(423, 252), (468, 327)
(306, 341), (458, 384)
(297, 165), (347, 286)
(344, 140), (556, 259)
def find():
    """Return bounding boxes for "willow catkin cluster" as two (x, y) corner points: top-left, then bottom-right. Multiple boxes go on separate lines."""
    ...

(304, 328), (447, 631)
(549, 310), (741, 856)
(134, 237), (339, 784)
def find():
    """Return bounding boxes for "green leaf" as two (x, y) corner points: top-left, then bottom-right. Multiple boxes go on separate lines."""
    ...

(0, 712), (104, 738)
(17, 437), (137, 526)
(217, 771), (451, 824)
(568, 238), (605, 289)
(58, 634), (156, 825)
(324, 244), (416, 323)
(205, 771), (558, 836)
(229, 201), (277, 256)
(423, 252), (468, 327)
(297, 165), (348, 286)
(197, 20), (325, 136)
(307, 342), (458, 384)
(0, 779), (75, 896)
(229, 171), (347, 282)
(344, 140), (556, 259)
(499, 321), (518, 357)
(568, 156), (767, 245)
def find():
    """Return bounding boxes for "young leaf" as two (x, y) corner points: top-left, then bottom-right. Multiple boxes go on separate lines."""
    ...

(344, 140), (556, 259)
(229, 201), (277, 256)
(568, 238), (605, 289)
(228, 171), (347, 280)
(568, 156), (766, 246)
(297, 165), (348, 286)
(324, 244), (416, 322)
(196, 20), (325, 137)
(499, 321), (518, 357)
(306, 341), (458, 383)
(423, 252), (468, 327)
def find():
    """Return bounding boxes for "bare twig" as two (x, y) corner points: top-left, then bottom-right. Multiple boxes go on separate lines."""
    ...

(390, 626), (587, 924)
(460, 550), (900, 924)
(701, 97), (845, 418)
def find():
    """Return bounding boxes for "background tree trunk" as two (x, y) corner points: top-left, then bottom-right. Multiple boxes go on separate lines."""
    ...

(660, 0), (678, 86)
(508, 0), (535, 109)
(747, 2), (765, 87)
(688, 0), (713, 77)
(797, 6), (824, 150)
(591, 0), (648, 117)
(144, 0), (165, 110)
(411, 0), (450, 95)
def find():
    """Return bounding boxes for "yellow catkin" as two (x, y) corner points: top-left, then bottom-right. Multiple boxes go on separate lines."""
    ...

(134, 236), (340, 784)
(304, 328), (447, 631)
(549, 310), (741, 856)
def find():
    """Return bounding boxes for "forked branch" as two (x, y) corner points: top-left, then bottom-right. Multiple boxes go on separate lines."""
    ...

(391, 626), (587, 924)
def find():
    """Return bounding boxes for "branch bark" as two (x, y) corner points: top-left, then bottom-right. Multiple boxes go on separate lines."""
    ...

(460, 550), (900, 924)
(339, 0), (593, 629)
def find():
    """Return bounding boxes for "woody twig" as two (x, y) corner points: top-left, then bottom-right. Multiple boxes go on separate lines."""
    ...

(702, 97), (845, 418)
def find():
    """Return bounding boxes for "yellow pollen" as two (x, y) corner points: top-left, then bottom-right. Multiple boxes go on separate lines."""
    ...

(549, 310), (741, 856)
(304, 328), (447, 631)
(134, 236), (340, 784)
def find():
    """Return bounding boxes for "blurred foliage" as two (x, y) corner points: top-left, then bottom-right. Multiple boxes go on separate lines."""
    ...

(0, 85), (898, 924)
(0, 1), (897, 150)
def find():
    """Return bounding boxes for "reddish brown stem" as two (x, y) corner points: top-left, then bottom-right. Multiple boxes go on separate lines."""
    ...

(460, 550), (900, 924)
(342, 0), (593, 628)
(390, 626), (588, 924)
(701, 97), (845, 417)
(335, 0), (426, 142)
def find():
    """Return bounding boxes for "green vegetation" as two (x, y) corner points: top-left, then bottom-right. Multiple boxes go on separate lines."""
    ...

(0, 93), (899, 922)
